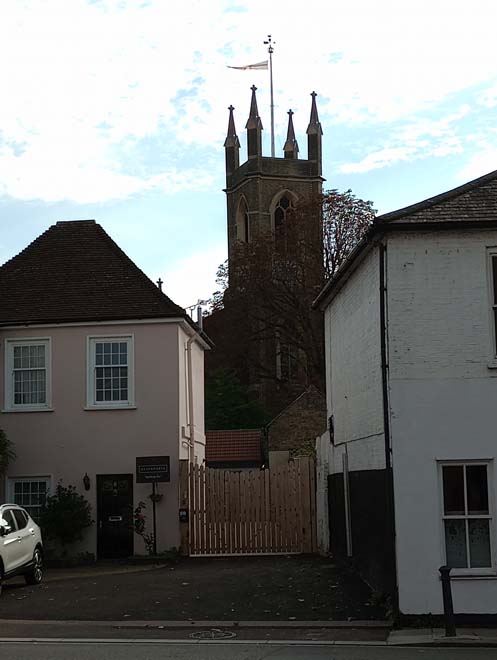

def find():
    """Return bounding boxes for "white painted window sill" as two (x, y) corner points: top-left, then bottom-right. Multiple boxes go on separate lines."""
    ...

(441, 573), (497, 580)
(84, 405), (137, 411)
(1, 407), (54, 413)
(487, 360), (497, 369)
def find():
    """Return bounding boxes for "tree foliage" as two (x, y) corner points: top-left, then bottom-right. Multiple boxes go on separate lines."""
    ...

(205, 369), (270, 430)
(204, 188), (375, 412)
(39, 483), (93, 547)
(0, 429), (15, 477)
(208, 260), (229, 314)
(308, 188), (375, 279)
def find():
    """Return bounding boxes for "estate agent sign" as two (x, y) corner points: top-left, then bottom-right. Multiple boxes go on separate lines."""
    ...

(136, 456), (170, 483)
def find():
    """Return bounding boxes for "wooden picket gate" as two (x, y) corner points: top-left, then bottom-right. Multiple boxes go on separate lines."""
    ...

(179, 457), (317, 556)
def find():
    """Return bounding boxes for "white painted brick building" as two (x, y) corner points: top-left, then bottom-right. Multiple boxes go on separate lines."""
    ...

(315, 170), (497, 616)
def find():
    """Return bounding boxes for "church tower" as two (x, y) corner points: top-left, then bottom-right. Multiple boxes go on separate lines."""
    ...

(224, 88), (324, 277)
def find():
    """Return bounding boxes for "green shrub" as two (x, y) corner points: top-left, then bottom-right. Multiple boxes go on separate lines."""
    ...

(39, 483), (93, 548)
(0, 429), (15, 477)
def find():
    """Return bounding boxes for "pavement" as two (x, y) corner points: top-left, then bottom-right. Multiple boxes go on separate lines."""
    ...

(388, 627), (497, 647)
(1, 558), (496, 647)
(1, 641), (496, 660)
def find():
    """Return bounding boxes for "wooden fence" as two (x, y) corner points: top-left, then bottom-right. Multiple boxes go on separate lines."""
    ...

(179, 457), (317, 556)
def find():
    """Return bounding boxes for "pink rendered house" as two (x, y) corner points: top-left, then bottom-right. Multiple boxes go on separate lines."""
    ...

(0, 220), (209, 558)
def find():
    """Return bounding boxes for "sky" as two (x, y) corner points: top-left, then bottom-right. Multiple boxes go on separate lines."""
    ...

(1, 0), (497, 309)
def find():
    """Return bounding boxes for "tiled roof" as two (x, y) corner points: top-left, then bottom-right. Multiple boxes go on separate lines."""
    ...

(0, 220), (188, 326)
(205, 429), (262, 463)
(314, 169), (497, 309)
(377, 168), (497, 225)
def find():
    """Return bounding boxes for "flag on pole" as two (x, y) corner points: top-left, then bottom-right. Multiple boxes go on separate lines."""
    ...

(227, 60), (268, 70)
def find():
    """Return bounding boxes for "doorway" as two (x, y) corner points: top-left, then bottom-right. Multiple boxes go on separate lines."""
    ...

(97, 474), (133, 559)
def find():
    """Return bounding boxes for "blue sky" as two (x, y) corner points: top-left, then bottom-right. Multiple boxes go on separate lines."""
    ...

(1, 0), (497, 308)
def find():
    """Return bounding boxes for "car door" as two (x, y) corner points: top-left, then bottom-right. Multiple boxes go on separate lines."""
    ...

(0, 509), (21, 573)
(12, 509), (32, 567)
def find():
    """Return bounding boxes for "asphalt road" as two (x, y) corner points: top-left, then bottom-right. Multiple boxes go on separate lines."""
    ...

(0, 642), (495, 660)
(0, 556), (385, 621)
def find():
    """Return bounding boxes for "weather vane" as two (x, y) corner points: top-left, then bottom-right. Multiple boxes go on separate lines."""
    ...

(264, 35), (276, 158)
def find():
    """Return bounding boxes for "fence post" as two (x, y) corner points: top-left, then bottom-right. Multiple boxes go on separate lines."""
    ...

(178, 460), (190, 556)
(439, 565), (456, 637)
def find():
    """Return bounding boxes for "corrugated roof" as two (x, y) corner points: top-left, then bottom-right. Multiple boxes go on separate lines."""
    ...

(0, 220), (188, 326)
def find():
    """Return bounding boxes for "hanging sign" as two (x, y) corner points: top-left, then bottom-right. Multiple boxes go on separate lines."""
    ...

(136, 456), (170, 483)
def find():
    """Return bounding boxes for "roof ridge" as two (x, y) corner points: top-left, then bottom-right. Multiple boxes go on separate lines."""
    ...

(377, 168), (497, 224)
(56, 219), (96, 225)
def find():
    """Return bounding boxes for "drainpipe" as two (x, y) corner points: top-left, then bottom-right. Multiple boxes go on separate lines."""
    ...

(378, 241), (399, 611)
(186, 330), (200, 464)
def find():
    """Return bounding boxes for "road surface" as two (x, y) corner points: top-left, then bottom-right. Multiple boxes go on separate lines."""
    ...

(0, 641), (495, 660)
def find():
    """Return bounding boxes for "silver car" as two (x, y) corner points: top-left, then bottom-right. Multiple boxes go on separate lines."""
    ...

(0, 504), (43, 597)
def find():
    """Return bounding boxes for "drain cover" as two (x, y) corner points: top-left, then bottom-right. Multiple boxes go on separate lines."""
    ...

(190, 629), (237, 640)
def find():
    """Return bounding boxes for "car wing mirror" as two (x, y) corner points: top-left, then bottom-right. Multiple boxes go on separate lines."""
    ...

(0, 522), (12, 536)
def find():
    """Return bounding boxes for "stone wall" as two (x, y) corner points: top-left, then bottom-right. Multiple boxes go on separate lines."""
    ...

(266, 385), (327, 456)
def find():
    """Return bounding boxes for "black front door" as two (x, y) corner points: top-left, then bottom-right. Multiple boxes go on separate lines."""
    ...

(97, 474), (133, 559)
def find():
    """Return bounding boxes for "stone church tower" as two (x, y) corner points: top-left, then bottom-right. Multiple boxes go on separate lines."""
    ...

(205, 87), (327, 431)
(224, 87), (324, 276)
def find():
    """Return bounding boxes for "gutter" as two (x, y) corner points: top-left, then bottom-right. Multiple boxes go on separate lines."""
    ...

(378, 241), (398, 610)
(314, 219), (497, 311)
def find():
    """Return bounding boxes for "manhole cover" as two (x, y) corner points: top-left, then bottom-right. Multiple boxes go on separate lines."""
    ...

(190, 629), (237, 640)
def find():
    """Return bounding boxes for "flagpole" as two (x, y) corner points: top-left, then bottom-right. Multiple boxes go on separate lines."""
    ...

(264, 35), (275, 158)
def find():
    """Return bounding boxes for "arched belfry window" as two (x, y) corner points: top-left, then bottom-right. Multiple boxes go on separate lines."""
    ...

(273, 193), (295, 230)
(236, 198), (250, 243)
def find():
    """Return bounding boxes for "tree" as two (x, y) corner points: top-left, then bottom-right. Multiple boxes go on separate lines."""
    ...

(208, 260), (228, 313)
(0, 429), (15, 477)
(204, 188), (375, 414)
(300, 188), (375, 279)
(205, 369), (269, 430)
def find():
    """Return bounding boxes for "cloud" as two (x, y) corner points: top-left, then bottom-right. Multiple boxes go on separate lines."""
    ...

(339, 108), (470, 174)
(154, 244), (227, 309)
(456, 141), (497, 181)
(1, 0), (497, 202)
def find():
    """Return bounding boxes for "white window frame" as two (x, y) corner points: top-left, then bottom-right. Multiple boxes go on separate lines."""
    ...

(3, 337), (52, 412)
(438, 460), (495, 576)
(7, 476), (51, 521)
(86, 335), (135, 409)
(486, 248), (497, 367)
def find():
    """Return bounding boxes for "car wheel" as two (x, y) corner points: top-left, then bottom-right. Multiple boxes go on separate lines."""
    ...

(0, 567), (3, 598)
(24, 549), (43, 586)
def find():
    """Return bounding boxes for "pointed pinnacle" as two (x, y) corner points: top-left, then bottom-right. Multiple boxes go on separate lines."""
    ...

(224, 105), (240, 148)
(307, 91), (323, 135)
(284, 109), (299, 156)
(286, 110), (296, 141)
(246, 85), (263, 130)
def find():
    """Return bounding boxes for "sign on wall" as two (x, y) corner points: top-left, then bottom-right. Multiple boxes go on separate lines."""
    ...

(136, 456), (170, 483)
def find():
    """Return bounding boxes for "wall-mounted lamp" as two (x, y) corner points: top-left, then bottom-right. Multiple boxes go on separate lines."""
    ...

(83, 473), (91, 491)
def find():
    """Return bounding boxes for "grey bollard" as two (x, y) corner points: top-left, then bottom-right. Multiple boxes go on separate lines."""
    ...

(439, 565), (456, 637)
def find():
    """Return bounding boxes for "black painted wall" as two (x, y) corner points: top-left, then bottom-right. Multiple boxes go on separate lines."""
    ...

(328, 468), (396, 599)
